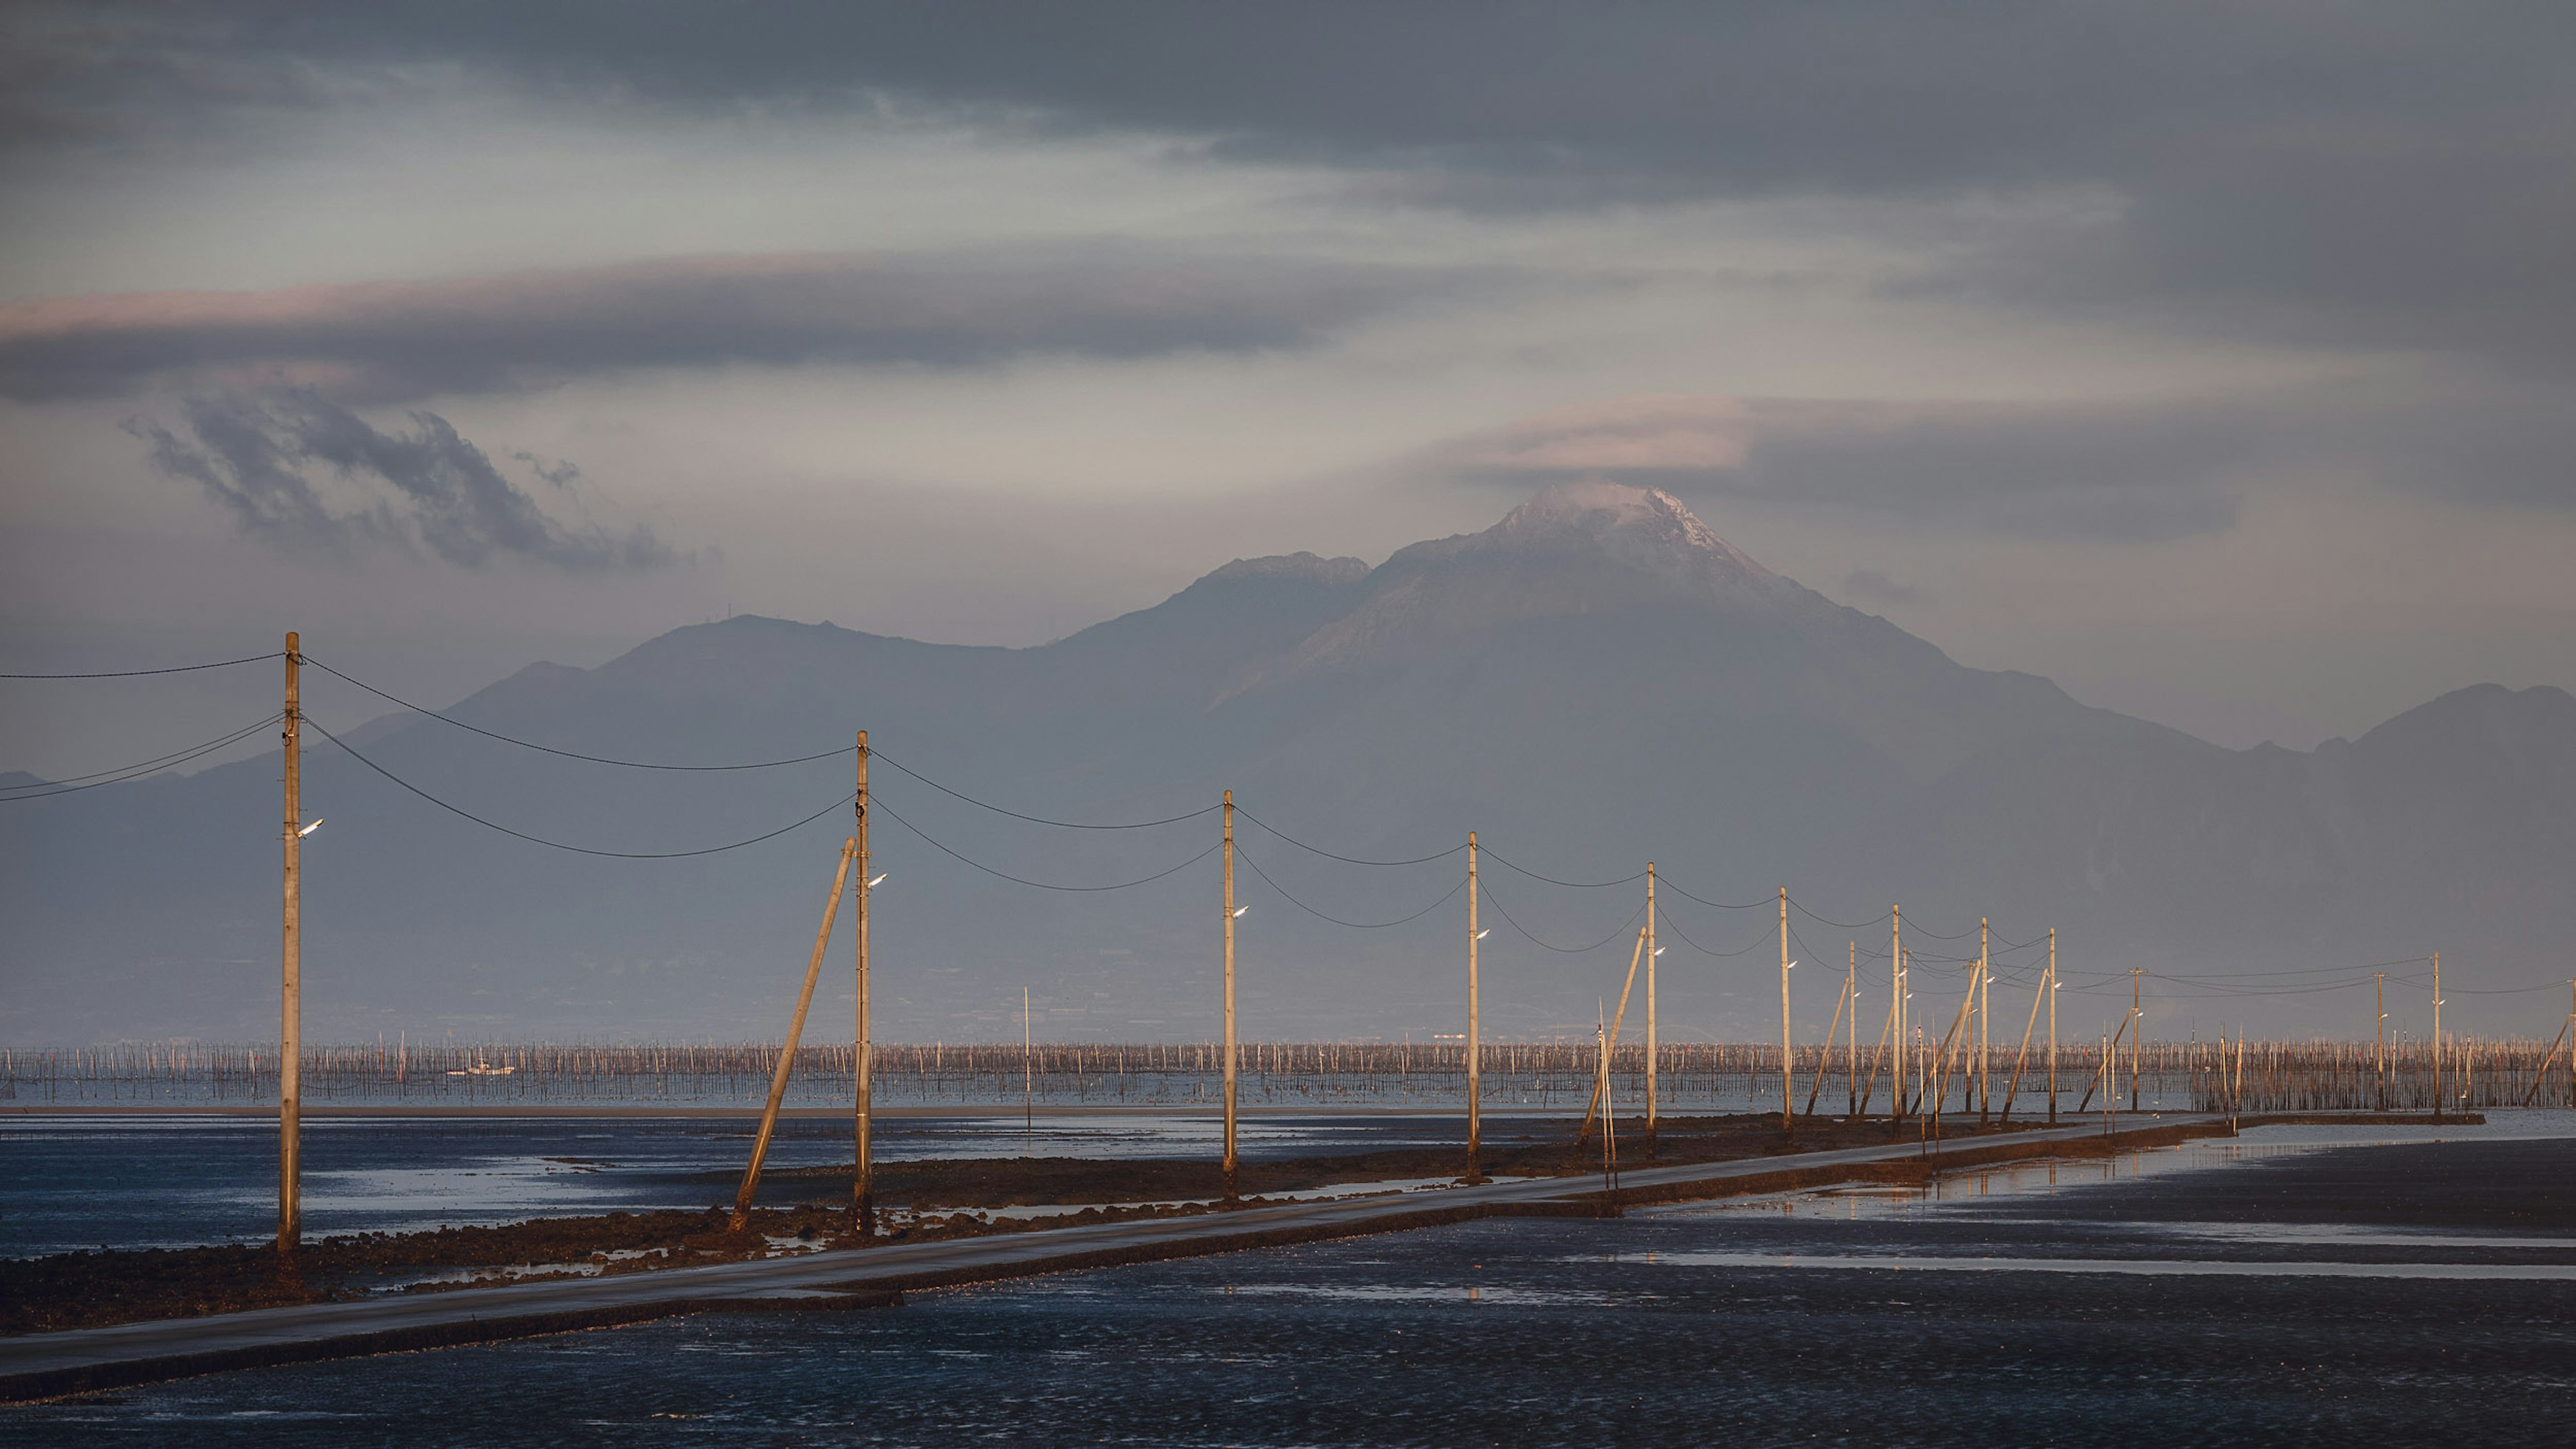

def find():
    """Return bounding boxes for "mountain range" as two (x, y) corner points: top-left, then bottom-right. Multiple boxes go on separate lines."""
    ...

(6, 480), (2571, 1044)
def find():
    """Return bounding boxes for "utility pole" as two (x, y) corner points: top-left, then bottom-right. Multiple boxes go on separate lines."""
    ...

(2432, 951), (2443, 1122)
(1466, 831), (1482, 1179)
(2047, 929), (2058, 1125)
(1644, 863), (1658, 1152)
(1846, 943), (1858, 1119)
(278, 632), (302, 1262)
(2129, 967), (2143, 1113)
(2375, 973), (2387, 1112)
(1778, 888), (1792, 1135)
(1978, 919), (1991, 1125)
(1023, 986), (1033, 1150)
(1890, 907), (1904, 1128)
(853, 732), (875, 1233)
(1222, 790), (1238, 1199)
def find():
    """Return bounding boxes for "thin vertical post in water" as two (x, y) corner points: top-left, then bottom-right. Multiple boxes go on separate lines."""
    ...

(278, 632), (302, 1262)
(1222, 790), (1238, 1199)
(1644, 863), (1658, 1152)
(1466, 832), (1482, 1179)
(733, 839), (855, 1230)
(1779, 888), (1792, 1135)
(853, 733), (876, 1233)
(1022, 987), (1033, 1152)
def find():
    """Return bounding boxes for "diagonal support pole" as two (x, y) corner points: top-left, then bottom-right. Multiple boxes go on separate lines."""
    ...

(731, 837), (857, 1231)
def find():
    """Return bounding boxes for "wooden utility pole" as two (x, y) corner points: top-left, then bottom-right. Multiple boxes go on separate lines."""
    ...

(733, 839), (855, 1230)
(1023, 986), (1033, 1148)
(278, 632), (302, 1261)
(853, 732), (875, 1232)
(2047, 930), (2059, 1125)
(1778, 888), (1792, 1134)
(2431, 951), (2443, 1122)
(1595, 1008), (1615, 1191)
(1222, 790), (1238, 1199)
(1466, 831), (1482, 1179)
(1890, 908), (1904, 1127)
(2129, 967), (2143, 1113)
(1978, 919), (1991, 1125)
(1846, 943), (1858, 1118)
(1644, 863), (1658, 1151)
(2375, 973), (2387, 1112)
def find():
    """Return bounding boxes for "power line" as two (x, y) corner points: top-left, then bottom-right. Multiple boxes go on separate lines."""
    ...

(1479, 849), (1646, 890)
(1660, 879), (1772, 910)
(1477, 883), (1644, 953)
(873, 797), (1218, 892)
(0, 653), (281, 679)
(304, 657), (856, 771)
(1787, 896), (1887, 930)
(1234, 847), (1464, 928)
(1233, 807), (1466, 867)
(1654, 904), (1773, 958)
(0, 713), (282, 802)
(306, 716), (855, 858)
(877, 751), (1218, 830)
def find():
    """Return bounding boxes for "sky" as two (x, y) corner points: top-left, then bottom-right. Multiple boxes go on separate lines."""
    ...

(5, 1), (2576, 779)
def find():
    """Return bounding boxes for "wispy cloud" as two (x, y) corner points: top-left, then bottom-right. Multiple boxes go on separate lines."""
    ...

(0, 245), (1497, 402)
(125, 388), (676, 570)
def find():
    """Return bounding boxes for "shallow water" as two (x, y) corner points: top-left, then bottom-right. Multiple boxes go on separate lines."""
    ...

(10, 1115), (2576, 1446)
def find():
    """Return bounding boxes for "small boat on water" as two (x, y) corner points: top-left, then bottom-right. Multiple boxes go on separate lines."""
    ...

(447, 1057), (519, 1077)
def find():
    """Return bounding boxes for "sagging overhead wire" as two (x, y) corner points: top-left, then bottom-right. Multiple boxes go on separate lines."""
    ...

(306, 716), (855, 858)
(1787, 896), (1886, 930)
(1659, 879), (1771, 911)
(1234, 807), (1466, 867)
(872, 797), (1218, 892)
(1479, 848), (1646, 890)
(0, 712), (282, 802)
(1653, 903), (1773, 958)
(0, 653), (282, 678)
(1235, 846), (1465, 928)
(304, 657), (855, 771)
(1478, 882), (1644, 954)
(874, 751), (1220, 830)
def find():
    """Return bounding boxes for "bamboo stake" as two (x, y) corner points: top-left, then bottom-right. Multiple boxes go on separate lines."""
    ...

(1576, 925), (1650, 1142)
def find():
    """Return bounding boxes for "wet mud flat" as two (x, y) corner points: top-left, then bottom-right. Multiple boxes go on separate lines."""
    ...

(12, 1124), (2570, 1447)
(1, 1112), (1941, 1336)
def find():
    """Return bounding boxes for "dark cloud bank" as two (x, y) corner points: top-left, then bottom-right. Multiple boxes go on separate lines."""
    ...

(15, 2), (2576, 373)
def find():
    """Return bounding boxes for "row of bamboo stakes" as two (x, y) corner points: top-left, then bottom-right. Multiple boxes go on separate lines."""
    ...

(11, 1034), (2572, 1113)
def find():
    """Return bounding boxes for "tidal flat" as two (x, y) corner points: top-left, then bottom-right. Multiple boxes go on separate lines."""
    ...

(7, 1115), (2575, 1445)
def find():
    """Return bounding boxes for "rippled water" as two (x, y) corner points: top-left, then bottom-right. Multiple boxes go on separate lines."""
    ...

(10, 1116), (2576, 1446)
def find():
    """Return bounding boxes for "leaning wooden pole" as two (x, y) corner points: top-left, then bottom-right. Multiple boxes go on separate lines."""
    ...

(733, 838), (855, 1230)
(1805, 967), (1849, 1119)
(1577, 925), (1650, 1142)
(1996, 962), (2046, 1125)
(278, 631), (303, 1263)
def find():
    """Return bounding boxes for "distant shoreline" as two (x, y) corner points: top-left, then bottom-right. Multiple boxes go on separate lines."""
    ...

(0, 1102), (1582, 1120)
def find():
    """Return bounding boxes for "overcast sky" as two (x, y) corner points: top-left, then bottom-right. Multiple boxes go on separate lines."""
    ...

(6, 1), (2575, 777)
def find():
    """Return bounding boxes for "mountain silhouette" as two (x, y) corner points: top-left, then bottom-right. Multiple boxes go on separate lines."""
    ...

(6, 482), (2570, 1044)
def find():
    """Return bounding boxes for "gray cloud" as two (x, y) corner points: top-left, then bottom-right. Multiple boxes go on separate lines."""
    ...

(15, 4), (2573, 370)
(124, 388), (676, 570)
(0, 245), (1491, 402)
(1430, 381), (2576, 543)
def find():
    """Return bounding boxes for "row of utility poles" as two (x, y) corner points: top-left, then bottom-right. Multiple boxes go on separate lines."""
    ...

(265, 649), (2492, 1256)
